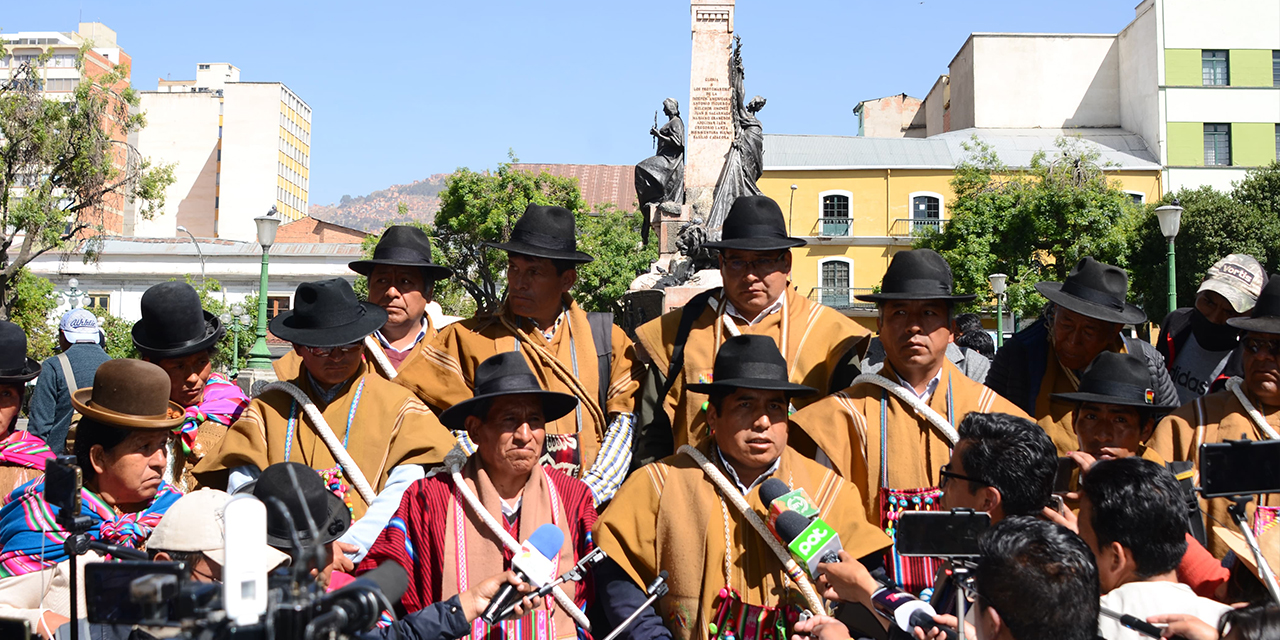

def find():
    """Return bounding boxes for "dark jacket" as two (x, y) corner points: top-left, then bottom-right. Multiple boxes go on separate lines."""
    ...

(986, 318), (1179, 416)
(1156, 307), (1244, 395)
(27, 342), (111, 454)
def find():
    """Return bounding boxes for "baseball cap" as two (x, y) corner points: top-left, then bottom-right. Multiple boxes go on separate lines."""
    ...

(148, 489), (290, 572)
(59, 309), (103, 344)
(1198, 253), (1266, 314)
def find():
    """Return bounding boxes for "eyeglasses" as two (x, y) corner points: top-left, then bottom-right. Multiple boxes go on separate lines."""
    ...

(1243, 337), (1280, 358)
(721, 253), (788, 275)
(939, 464), (992, 489)
(302, 342), (363, 358)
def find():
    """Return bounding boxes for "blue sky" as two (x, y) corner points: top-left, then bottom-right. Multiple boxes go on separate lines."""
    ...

(4, 1), (1142, 207)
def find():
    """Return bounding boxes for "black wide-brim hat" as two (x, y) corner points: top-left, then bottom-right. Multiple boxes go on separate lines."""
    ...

(686, 334), (817, 397)
(270, 278), (388, 347)
(856, 249), (977, 303)
(1035, 256), (1146, 325)
(132, 281), (225, 359)
(348, 224), (453, 281)
(702, 195), (807, 252)
(439, 352), (579, 430)
(1227, 274), (1280, 334)
(0, 321), (40, 385)
(240, 462), (352, 548)
(1052, 351), (1177, 411)
(487, 205), (594, 264)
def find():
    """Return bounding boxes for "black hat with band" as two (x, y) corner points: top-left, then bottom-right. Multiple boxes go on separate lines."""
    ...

(487, 205), (594, 264)
(1035, 257), (1146, 325)
(438, 352), (579, 430)
(1052, 351), (1177, 411)
(1227, 274), (1280, 334)
(856, 249), (976, 303)
(687, 334), (816, 397)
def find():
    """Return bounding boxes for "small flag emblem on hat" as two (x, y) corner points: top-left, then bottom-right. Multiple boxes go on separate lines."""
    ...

(1144, 389), (1154, 405)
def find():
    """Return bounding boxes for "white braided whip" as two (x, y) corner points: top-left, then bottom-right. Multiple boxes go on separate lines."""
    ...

(261, 381), (378, 505)
(364, 335), (399, 380)
(850, 373), (959, 445)
(444, 448), (592, 630)
(678, 445), (827, 614)
(1227, 377), (1280, 441)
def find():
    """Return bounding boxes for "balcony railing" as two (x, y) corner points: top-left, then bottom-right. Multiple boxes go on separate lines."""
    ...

(889, 218), (946, 237)
(815, 216), (852, 237)
(807, 287), (877, 311)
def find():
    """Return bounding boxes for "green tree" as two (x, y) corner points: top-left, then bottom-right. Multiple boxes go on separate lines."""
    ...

(575, 203), (655, 313)
(0, 44), (175, 319)
(1232, 160), (1280, 218)
(917, 136), (1141, 318)
(91, 306), (136, 360)
(9, 268), (58, 360)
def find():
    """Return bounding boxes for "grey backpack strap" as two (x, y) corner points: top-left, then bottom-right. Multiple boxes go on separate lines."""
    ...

(56, 352), (78, 394)
(586, 312), (614, 415)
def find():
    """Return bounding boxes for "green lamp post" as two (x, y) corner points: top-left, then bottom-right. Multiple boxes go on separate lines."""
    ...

(245, 207), (281, 370)
(1155, 199), (1184, 316)
(988, 272), (1008, 348)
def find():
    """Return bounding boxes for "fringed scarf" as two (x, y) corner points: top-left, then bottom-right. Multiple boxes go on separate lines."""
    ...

(0, 430), (53, 470)
(175, 372), (249, 458)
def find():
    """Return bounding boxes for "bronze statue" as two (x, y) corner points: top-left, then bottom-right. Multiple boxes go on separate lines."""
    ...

(706, 36), (766, 239)
(634, 98), (686, 244)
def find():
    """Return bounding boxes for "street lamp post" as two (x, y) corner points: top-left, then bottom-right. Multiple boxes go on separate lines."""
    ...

(58, 278), (84, 309)
(1155, 199), (1184, 316)
(176, 225), (206, 287)
(219, 304), (251, 378)
(245, 207), (281, 371)
(988, 273), (1008, 348)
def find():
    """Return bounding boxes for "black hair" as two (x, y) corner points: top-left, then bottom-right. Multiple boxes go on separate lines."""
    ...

(956, 412), (1058, 516)
(550, 259), (576, 276)
(956, 329), (996, 360)
(976, 516), (1099, 640)
(707, 389), (730, 414)
(148, 548), (200, 580)
(1221, 603), (1280, 640)
(954, 313), (984, 335)
(1080, 457), (1188, 578)
(74, 417), (133, 484)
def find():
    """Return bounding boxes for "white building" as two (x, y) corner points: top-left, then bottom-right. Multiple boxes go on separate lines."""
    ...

(135, 64), (312, 242)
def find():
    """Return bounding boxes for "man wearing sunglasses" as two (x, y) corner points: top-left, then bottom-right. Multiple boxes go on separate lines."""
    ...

(196, 278), (456, 570)
(1151, 274), (1280, 558)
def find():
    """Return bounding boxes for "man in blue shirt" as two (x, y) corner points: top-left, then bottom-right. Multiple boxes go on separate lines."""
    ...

(27, 309), (110, 453)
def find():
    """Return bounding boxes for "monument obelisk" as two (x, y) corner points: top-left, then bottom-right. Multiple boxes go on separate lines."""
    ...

(684, 0), (735, 219)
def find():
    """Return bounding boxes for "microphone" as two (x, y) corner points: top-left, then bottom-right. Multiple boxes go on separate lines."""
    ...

(759, 479), (819, 535)
(481, 524), (565, 624)
(496, 547), (607, 620)
(308, 562), (410, 636)
(868, 570), (956, 640)
(775, 510), (842, 579)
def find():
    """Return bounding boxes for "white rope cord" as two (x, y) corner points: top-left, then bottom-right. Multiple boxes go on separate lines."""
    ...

(849, 373), (959, 445)
(364, 335), (399, 380)
(444, 449), (592, 630)
(678, 445), (827, 614)
(1227, 377), (1280, 441)
(261, 382), (378, 505)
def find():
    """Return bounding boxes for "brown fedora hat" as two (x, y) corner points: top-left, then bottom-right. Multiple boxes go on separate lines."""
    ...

(72, 359), (186, 430)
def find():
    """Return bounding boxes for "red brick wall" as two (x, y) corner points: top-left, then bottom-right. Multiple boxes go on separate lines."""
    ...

(276, 217), (369, 244)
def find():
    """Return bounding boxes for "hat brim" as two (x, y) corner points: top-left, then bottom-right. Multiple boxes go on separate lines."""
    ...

(348, 259), (454, 281)
(71, 388), (186, 430)
(1035, 282), (1147, 325)
(1198, 279), (1256, 315)
(439, 389), (579, 431)
(855, 292), (978, 303)
(686, 378), (817, 397)
(132, 311), (225, 359)
(486, 241), (594, 264)
(0, 358), (41, 385)
(701, 236), (807, 251)
(1050, 391), (1178, 412)
(1226, 316), (1280, 334)
(239, 480), (353, 548)
(204, 543), (292, 573)
(269, 302), (388, 347)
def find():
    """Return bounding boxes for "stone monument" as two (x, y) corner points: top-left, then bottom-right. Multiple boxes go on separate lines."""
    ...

(635, 98), (685, 246)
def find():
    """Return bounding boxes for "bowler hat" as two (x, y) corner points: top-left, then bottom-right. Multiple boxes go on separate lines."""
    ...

(686, 334), (816, 397)
(1052, 351), (1177, 411)
(132, 281), (225, 359)
(348, 225), (453, 281)
(487, 205), (594, 264)
(856, 249), (977, 303)
(240, 462), (351, 548)
(438, 352), (578, 430)
(0, 321), (40, 385)
(71, 359), (185, 430)
(1035, 257), (1146, 325)
(1227, 274), (1280, 334)
(702, 196), (806, 252)
(269, 279), (388, 348)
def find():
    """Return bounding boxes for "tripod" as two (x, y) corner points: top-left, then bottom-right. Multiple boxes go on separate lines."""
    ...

(1227, 496), (1280, 605)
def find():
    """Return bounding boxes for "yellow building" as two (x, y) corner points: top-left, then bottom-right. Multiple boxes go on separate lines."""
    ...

(758, 128), (1163, 332)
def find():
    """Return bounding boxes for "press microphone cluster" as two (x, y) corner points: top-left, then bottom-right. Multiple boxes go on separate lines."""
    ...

(306, 562), (411, 638)
(481, 524), (565, 624)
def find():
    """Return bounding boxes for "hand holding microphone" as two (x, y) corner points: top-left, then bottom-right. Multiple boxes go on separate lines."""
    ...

(481, 524), (565, 624)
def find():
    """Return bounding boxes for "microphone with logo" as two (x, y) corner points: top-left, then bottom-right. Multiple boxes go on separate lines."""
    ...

(758, 478), (819, 537)
(481, 524), (565, 625)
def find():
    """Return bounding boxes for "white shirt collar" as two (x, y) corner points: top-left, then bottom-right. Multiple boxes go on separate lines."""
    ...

(500, 495), (523, 519)
(715, 445), (780, 495)
(896, 368), (943, 402)
(374, 317), (428, 354)
(724, 296), (784, 327)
